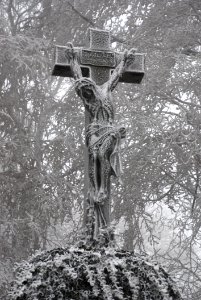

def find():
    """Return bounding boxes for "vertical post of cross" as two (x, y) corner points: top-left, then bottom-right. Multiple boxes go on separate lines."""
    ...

(83, 28), (114, 226)
(88, 29), (112, 85)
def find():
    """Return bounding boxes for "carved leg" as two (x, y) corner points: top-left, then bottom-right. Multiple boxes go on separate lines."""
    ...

(88, 151), (106, 236)
(92, 203), (107, 239)
(97, 135), (116, 204)
(89, 153), (111, 231)
(98, 156), (110, 204)
(88, 152), (98, 192)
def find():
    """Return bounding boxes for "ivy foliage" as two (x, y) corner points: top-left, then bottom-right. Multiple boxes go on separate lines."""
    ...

(9, 246), (182, 300)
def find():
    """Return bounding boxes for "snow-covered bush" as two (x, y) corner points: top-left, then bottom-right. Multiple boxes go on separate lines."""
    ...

(9, 246), (182, 300)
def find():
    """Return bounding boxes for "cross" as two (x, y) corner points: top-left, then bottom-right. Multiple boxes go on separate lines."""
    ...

(52, 28), (145, 234)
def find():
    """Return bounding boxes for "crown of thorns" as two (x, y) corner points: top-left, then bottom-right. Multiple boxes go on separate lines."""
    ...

(75, 78), (97, 90)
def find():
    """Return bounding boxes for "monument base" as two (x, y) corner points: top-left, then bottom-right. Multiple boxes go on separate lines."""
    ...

(9, 244), (182, 300)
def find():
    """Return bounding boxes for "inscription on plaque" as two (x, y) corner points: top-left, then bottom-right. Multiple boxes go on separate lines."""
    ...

(81, 49), (115, 67)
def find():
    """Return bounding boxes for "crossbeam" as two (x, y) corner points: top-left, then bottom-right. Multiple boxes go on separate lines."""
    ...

(52, 29), (145, 85)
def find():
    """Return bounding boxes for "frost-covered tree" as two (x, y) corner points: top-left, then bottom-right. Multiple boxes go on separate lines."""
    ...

(0, 0), (201, 298)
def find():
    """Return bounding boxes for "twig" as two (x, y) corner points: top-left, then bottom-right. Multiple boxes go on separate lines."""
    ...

(67, 1), (126, 44)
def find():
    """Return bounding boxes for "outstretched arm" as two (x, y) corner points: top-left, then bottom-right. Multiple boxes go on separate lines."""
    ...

(107, 49), (136, 92)
(65, 43), (82, 80)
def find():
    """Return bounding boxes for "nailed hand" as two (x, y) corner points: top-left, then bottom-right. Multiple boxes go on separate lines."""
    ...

(124, 48), (136, 67)
(65, 42), (76, 60)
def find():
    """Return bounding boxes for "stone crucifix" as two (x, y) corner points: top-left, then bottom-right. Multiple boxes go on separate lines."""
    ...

(52, 28), (144, 241)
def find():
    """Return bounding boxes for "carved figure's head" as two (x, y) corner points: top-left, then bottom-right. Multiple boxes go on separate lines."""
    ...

(75, 78), (98, 102)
